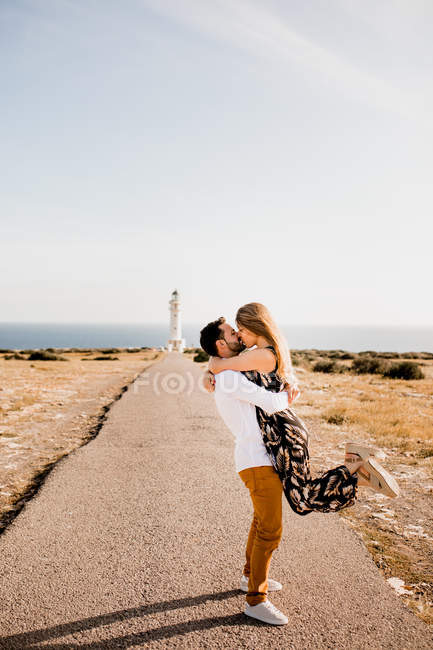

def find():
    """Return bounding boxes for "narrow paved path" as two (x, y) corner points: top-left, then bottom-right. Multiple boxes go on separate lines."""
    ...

(0, 354), (431, 649)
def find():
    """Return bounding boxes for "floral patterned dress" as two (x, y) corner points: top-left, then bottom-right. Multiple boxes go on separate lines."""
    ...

(242, 347), (358, 516)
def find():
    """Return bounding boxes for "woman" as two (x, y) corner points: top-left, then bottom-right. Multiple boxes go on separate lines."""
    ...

(208, 302), (399, 515)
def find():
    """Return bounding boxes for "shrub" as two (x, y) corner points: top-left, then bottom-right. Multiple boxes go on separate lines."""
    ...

(193, 349), (209, 363)
(93, 356), (119, 361)
(326, 349), (353, 359)
(351, 357), (387, 375)
(312, 360), (345, 374)
(28, 351), (68, 361)
(326, 412), (346, 425)
(97, 348), (120, 354)
(327, 350), (342, 359)
(418, 446), (433, 458)
(383, 361), (424, 380)
(4, 352), (27, 360)
(296, 350), (319, 362)
(41, 346), (68, 354)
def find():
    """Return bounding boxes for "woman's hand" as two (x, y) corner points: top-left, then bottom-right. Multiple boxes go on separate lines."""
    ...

(284, 383), (300, 404)
(202, 370), (215, 393)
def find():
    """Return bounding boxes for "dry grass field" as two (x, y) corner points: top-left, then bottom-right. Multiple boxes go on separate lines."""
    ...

(0, 348), (164, 532)
(296, 357), (433, 460)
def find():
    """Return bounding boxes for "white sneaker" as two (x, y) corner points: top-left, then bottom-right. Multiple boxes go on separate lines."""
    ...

(240, 574), (282, 592)
(244, 599), (288, 625)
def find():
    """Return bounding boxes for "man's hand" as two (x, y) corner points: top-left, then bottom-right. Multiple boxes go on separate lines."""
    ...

(203, 370), (215, 393)
(283, 383), (300, 404)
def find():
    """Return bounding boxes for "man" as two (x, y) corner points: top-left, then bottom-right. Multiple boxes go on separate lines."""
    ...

(200, 316), (298, 626)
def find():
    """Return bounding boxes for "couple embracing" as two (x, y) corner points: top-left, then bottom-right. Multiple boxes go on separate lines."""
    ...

(200, 302), (399, 626)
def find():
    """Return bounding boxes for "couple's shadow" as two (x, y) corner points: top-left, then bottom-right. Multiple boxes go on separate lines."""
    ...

(0, 589), (257, 649)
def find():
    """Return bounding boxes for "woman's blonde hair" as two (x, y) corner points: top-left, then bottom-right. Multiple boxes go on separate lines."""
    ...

(236, 302), (294, 384)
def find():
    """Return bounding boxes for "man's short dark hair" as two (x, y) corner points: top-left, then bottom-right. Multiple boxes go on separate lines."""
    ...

(200, 317), (226, 357)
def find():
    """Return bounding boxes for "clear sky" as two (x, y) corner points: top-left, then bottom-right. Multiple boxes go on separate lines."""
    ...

(1, 1), (432, 327)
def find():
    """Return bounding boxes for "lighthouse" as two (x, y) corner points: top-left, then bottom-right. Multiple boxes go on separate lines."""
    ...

(167, 289), (186, 352)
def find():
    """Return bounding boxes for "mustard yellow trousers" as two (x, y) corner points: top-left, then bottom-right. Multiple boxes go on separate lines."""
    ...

(238, 465), (283, 606)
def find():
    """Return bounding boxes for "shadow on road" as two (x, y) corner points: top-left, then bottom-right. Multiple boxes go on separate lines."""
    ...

(0, 589), (259, 648)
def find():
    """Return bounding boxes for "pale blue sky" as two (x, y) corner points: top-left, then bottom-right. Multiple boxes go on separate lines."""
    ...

(1, 1), (432, 326)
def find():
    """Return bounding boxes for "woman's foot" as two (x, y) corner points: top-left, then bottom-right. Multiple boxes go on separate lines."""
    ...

(345, 442), (374, 476)
(345, 459), (374, 487)
(345, 452), (374, 486)
(350, 462), (372, 487)
(345, 459), (364, 475)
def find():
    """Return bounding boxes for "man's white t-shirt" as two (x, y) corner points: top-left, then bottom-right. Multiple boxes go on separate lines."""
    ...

(213, 370), (289, 473)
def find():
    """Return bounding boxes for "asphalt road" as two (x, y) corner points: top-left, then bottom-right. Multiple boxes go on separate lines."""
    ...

(0, 353), (432, 649)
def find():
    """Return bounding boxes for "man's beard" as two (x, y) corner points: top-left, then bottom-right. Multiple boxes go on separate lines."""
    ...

(226, 339), (245, 354)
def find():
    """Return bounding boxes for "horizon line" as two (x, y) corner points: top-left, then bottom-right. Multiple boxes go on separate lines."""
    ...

(1, 321), (433, 329)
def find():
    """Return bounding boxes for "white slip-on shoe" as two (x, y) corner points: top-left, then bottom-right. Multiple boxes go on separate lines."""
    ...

(345, 441), (385, 462)
(358, 457), (400, 498)
(245, 599), (288, 625)
(240, 574), (282, 593)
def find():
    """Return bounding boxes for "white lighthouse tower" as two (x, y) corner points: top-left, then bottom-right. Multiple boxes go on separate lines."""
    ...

(167, 289), (185, 353)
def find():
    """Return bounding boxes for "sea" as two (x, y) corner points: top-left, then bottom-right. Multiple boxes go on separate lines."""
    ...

(0, 323), (432, 353)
